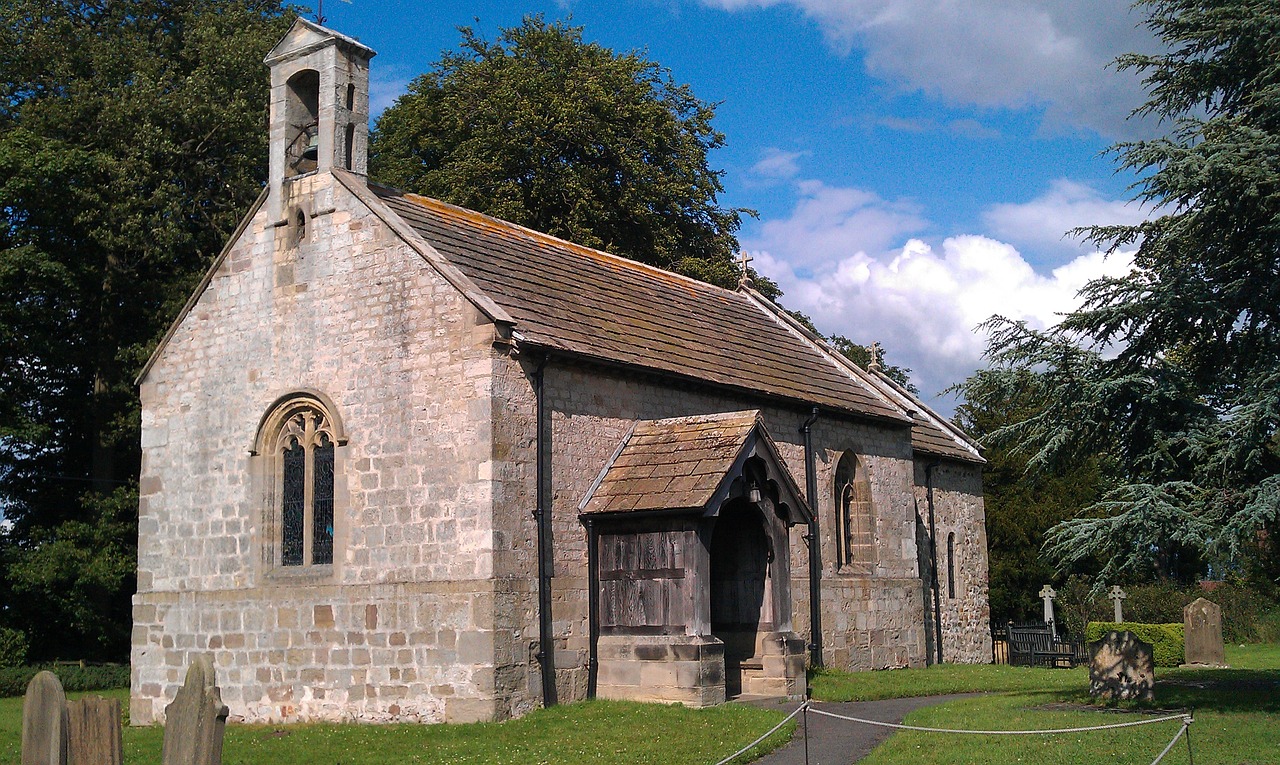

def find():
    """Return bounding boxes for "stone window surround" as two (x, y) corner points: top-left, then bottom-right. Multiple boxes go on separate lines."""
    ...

(833, 450), (876, 576)
(251, 389), (348, 581)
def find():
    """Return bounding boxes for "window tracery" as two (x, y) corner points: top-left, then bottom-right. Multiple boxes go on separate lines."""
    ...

(255, 392), (344, 572)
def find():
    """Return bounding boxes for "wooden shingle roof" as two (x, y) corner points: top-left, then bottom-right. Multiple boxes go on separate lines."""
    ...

(579, 410), (810, 524)
(581, 411), (760, 514)
(370, 185), (908, 423)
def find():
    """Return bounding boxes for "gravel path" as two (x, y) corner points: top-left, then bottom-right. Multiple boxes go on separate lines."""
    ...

(743, 694), (976, 765)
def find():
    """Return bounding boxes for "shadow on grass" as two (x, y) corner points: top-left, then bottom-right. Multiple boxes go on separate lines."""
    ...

(1152, 666), (1280, 714)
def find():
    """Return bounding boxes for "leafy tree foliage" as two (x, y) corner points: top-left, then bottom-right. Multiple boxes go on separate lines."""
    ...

(967, 0), (1280, 585)
(954, 369), (1104, 623)
(0, 0), (291, 659)
(370, 17), (769, 294)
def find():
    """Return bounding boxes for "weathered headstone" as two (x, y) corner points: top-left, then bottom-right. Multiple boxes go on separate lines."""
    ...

(1089, 630), (1155, 702)
(67, 696), (122, 765)
(22, 671), (68, 765)
(1109, 585), (1127, 623)
(1039, 584), (1057, 627)
(1183, 597), (1226, 667)
(161, 656), (229, 765)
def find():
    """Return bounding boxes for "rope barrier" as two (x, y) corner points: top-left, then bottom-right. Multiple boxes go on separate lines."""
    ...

(712, 701), (1196, 764)
(807, 706), (1191, 736)
(1148, 719), (1191, 765)
(712, 701), (810, 765)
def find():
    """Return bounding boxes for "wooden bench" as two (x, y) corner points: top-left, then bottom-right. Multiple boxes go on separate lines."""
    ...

(1007, 622), (1079, 668)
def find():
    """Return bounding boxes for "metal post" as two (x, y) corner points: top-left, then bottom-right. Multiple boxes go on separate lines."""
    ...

(802, 702), (810, 765)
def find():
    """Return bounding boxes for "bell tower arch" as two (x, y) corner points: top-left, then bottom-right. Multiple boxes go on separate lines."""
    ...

(263, 19), (375, 220)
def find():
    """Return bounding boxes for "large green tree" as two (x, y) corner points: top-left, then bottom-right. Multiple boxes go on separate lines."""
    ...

(0, 0), (291, 659)
(966, 0), (1280, 585)
(953, 368), (1104, 623)
(370, 17), (767, 294)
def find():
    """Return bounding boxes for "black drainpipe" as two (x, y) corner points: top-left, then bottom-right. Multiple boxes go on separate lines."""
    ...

(533, 355), (556, 706)
(925, 460), (943, 666)
(584, 516), (599, 698)
(800, 406), (823, 668)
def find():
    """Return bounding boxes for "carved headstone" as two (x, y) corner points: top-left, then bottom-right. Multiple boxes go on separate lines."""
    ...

(67, 696), (122, 765)
(1183, 597), (1226, 667)
(1039, 584), (1057, 627)
(1109, 585), (1127, 623)
(1089, 630), (1155, 702)
(22, 671), (68, 765)
(161, 656), (229, 765)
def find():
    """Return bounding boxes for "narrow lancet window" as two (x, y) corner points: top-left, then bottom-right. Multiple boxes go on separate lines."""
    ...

(947, 533), (956, 599)
(834, 452), (874, 574)
(313, 433), (335, 565)
(282, 438), (306, 566)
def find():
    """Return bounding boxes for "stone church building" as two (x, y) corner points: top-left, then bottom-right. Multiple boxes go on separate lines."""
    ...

(130, 20), (991, 725)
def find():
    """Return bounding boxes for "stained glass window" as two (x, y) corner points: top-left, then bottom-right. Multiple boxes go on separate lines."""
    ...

(313, 434), (334, 565)
(282, 437), (305, 566)
(269, 399), (339, 569)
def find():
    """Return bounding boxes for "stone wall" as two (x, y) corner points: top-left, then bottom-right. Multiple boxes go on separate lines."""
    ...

(913, 460), (992, 664)
(490, 357), (938, 702)
(132, 171), (522, 724)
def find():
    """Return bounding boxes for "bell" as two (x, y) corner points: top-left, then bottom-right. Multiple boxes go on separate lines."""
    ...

(301, 131), (319, 163)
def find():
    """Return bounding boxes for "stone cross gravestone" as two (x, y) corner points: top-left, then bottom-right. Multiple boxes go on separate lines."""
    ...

(22, 671), (68, 765)
(161, 656), (229, 765)
(1109, 585), (1127, 622)
(1089, 630), (1155, 702)
(67, 696), (122, 765)
(1183, 597), (1226, 667)
(1039, 584), (1057, 627)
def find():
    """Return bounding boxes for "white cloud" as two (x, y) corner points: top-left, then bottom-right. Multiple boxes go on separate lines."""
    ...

(369, 69), (413, 118)
(982, 179), (1152, 260)
(750, 148), (807, 181)
(750, 180), (927, 269)
(702, 0), (1162, 137)
(743, 180), (1136, 410)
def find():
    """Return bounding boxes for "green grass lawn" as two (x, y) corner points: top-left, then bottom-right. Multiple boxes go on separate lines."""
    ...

(2, 644), (1275, 764)
(824, 643), (1280, 765)
(0, 689), (792, 765)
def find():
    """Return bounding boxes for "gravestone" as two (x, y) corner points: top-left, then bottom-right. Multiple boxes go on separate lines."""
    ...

(1039, 584), (1057, 628)
(22, 671), (68, 765)
(161, 656), (229, 765)
(1109, 585), (1126, 622)
(1183, 597), (1226, 667)
(67, 696), (122, 765)
(1088, 630), (1155, 702)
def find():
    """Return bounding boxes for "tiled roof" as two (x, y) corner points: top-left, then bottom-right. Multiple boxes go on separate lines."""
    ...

(581, 411), (760, 514)
(371, 185), (908, 423)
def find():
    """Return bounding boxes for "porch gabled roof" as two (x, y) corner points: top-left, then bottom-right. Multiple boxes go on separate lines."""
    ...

(579, 410), (810, 525)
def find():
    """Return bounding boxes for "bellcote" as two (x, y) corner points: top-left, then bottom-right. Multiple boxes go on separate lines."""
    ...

(264, 19), (376, 219)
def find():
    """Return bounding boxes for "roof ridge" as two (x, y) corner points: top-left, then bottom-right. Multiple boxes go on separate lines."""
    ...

(743, 289), (909, 421)
(372, 183), (755, 303)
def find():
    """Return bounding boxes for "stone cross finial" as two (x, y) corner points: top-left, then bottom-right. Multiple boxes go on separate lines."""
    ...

(868, 342), (883, 373)
(1039, 584), (1057, 626)
(736, 251), (754, 288)
(1109, 585), (1127, 622)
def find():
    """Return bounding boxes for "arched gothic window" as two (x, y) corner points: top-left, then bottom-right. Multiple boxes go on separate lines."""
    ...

(834, 452), (874, 574)
(255, 392), (345, 570)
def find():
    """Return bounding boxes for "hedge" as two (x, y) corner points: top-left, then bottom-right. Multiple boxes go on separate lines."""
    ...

(1086, 622), (1184, 667)
(0, 664), (130, 698)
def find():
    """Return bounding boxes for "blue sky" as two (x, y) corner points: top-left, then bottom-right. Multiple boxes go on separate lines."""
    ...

(318, 0), (1161, 413)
